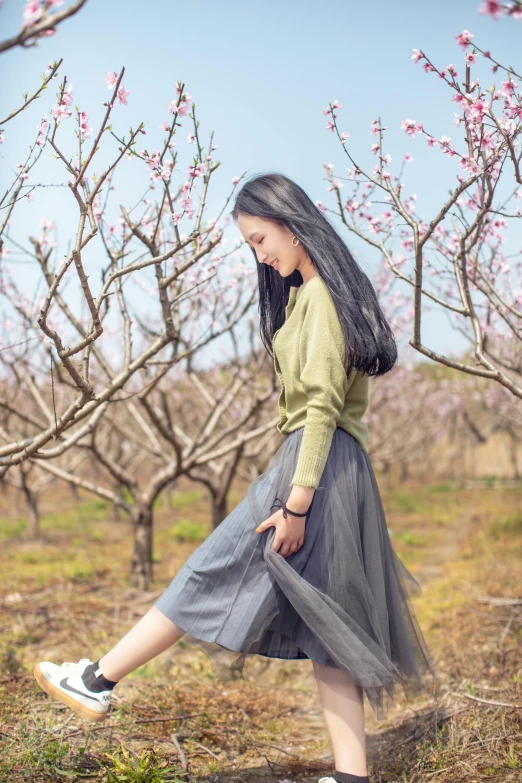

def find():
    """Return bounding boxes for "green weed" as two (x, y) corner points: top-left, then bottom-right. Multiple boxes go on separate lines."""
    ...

(169, 518), (207, 543)
(168, 489), (203, 509)
(105, 744), (185, 782)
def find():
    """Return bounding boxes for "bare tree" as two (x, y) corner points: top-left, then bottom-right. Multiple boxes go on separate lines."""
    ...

(25, 337), (280, 588)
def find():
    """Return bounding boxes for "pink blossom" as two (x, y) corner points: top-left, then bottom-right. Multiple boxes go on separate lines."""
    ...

(160, 160), (173, 182)
(116, 85), (130, 105)
(341, 131), (350, 144)
(411, 48), (423, 65)
(188, 163), (204, 179)
(480, 131), (496, 151)
(181, 192), (195, 210)
(478, 0), (503, 19)
(79, 111), (91, 140)
(427, 137), (438, 147)
(37, 117), (49, 134)
(187, 133), (195, 144)
(371, 143), (379, 155)
(51, 103), (72, 120)
(465, 52), (478, 65)
(232, 176), (240, 185)
(26, 192), (34, 202)
(423, 62), (436, 73)
(315, 201), (326, 214)
(455, 30), (474, 51)
(145, 150), (161, 170)
(22, 1), (42, 27)
(400, 118), (422, 138)
(168, 97), (191, 116)
(501, 78), (518, 96)
(331, 99), (342, 109)
(61, 84), (74, 106)
(446, 64), (459, 77)
(404, 152), (413, 162)
(326, 120), (335, 132)
(160, 120), (170, 131)
(105, 71), (118, 88)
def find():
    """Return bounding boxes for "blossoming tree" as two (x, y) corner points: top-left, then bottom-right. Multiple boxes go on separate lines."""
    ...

(320, 5), (522, 409)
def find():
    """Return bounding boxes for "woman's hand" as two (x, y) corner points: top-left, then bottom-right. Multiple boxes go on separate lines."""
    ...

(255, 485), (315, 558)
(255, 507), (306, 557)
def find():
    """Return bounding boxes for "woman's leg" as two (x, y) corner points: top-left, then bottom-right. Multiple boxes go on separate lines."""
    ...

(312, 660), (368, 776)
(98, 606), (187, 682)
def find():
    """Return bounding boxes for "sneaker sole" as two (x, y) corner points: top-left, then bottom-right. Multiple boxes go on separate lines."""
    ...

(33, 663), (108, 722)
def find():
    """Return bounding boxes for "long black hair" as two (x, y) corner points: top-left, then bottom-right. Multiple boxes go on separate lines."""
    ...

(231, 172), (398, 378)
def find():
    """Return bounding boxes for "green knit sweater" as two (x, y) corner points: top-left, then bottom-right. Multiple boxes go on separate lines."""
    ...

(272, 274), (369, 489)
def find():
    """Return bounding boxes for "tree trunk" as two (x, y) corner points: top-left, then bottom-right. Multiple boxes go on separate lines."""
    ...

(211, 493), (228, 530)
(381, 461), (390, 491)
(508, 432), (520, 480)
(20, 470), (40, 540)
(25, 492), (41, 540)
(131, 503), (153, 590)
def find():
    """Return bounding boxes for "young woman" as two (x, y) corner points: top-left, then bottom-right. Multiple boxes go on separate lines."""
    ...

(34, 173), (437, 783)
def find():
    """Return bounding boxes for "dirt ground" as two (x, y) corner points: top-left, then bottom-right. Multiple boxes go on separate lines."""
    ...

(1, 477), (521, 782)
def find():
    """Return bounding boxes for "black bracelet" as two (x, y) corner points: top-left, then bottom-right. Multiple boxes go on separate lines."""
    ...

(270, 497), (313, 520)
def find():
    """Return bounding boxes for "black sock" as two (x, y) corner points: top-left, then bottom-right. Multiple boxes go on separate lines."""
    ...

(81, 660), (119, 692)
(334, 772), (369, 783)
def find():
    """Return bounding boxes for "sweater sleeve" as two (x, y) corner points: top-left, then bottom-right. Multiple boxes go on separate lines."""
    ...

(290, 288), (353, 489)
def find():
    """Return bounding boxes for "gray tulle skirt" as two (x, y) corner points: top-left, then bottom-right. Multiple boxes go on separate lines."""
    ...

(154, 427), (438, 719)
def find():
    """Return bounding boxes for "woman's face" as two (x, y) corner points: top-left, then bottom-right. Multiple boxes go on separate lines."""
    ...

(237, 214), (304, 278)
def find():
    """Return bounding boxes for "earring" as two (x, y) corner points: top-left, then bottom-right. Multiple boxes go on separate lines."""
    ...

(291, 236), (299, 246)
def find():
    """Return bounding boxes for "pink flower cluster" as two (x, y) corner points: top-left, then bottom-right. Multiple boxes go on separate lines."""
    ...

(478, 0), (522, 20)
(51, 83), (73, 121)
(22, 0), (63, 29)
(79, 111), (91, 140)
(105, 72), (130, 106)
(36, 116), (49, 146)
(167, 83), (192, 117)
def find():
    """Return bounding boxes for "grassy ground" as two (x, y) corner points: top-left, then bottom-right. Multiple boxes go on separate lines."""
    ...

(0, 476), (521, 782)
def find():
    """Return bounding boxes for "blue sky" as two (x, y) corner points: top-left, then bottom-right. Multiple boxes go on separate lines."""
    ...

(1, 0), (520, 364)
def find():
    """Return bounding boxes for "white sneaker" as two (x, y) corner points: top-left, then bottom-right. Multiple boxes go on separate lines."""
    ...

(318, 778), (337, 783)
(34, 658), (112, 722)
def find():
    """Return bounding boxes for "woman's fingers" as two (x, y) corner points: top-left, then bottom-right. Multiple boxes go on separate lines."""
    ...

(272, 539), (302, 557)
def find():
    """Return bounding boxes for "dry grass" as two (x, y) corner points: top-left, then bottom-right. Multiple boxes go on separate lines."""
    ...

(0, 476), (521, 782)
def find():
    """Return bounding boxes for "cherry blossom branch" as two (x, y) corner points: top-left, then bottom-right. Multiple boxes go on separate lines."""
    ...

(0, 0), (88, 54)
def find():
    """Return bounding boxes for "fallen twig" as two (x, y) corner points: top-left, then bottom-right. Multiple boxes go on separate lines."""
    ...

(171, 732), (187, 769)
(453, 690), (522, 708)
